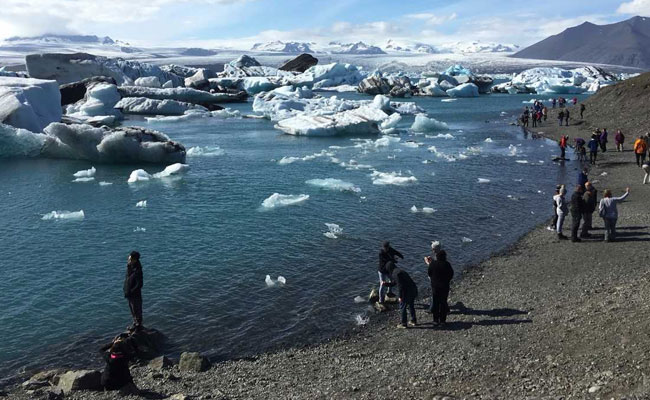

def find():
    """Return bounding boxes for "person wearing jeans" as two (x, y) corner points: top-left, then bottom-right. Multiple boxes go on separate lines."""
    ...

(599, 188), (630, 242)
(426, 251), (453, 326)
(123, 251), (144, 331)
(385, 261), (418, 328)
(582, 182), (598, 237)
(569, 185), (585, 242)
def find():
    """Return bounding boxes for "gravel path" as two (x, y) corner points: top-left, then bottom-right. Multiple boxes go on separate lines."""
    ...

(8, 108), (650, 400)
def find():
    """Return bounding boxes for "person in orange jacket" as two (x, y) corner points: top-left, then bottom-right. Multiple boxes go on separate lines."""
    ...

(634, 136), (648, 166)
(559, 135), (569, 159)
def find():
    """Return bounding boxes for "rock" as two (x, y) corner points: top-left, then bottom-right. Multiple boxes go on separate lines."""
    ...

(59, 76), (117, 106)
(588, 385), (601, 393)
(119, 382), (140, 396)
(231, 55), (261, 68)
(134, 76), (162, 88)
(45, 387), (64, 400)
(168, 394), (189, 400)
(29, 369), (63, 385)
(0, 76), (62, 132)
(470, 75), (494, 94)
(368, 288), (379, 303)
(437, 74), (459, 87)
(149, 355), (173, 370)
(57, 370), (102, 394)
(279, 54), (318, 73)
(179, 352), (211, 373)
(127, 327), (167, 360)
(21, 379), (50, 390)
(358, 75), (392, 95)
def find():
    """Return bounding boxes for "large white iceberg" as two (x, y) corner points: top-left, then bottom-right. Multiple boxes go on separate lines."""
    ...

(0, 77), (62, 132)
(498, 66), (618, 95)
(291, 63), (365, 89)
(446, 83), (479, 98)
(65, 83), (122, 123)
(115, 97), (207, 115)
(117, 86), (246, 104)
(411, 114), (449, 132)
(275, 105), (388, 136)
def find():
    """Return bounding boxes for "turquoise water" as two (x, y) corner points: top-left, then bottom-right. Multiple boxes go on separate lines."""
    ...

(0, 93), (580, 382)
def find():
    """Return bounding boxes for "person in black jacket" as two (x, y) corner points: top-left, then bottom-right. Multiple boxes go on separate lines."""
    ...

(581, 182), (598, 237)
(426, 251), (454, 325)
(569, 185), (585, 242)
(100, 334), (137, 392)
(123, 251), (143, 332)
(378, 241), (403, 304)
(385, 261), (417, 328)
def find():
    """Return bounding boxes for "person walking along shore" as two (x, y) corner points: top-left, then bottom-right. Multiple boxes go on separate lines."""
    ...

(599, 188), (630, 242)
(582, 182), (598, 237)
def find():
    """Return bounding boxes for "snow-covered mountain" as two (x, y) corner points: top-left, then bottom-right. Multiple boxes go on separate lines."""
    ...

(4, 34), (126, 46)
(251, 41), (314, 53)
(383, 39), (439, 54)
(438, 41), (520, 54)
(327, 41), (386, 55)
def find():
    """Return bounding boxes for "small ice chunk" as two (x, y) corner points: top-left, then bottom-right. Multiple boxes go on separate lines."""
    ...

(354, 296), (366, 304)
(600, 172), (608, 176)
(136, 200), (147, 208)
(461, 237), (473, 243)
(477, 178), (491, 183)
(99, 181), (113, 186)
(265, 275), (275, 287)
(355, 314), (369, 326)
(441, 98), (457, 102)
(371, 171), (417, 186)
(411, 114), (449, 132)
(324, 232), (337, 239)
(324, 223), (343, 239)
(73, 167), (96, 178)
(484, 138), (493, 143)
(152, 163), (189, 178)
(277, 276), (286, 285)
(306, 178), (360, 193)
(422, 207), (436, 214)
(516, 160), (529, 164)
(261, 193), (309, 209)
(42, 210), (85, 220)
(72, 177), (95, 183)
(128, 169), (152, 183)
(187, 146), (224, 157)
(133, 226), (146, 232)
(410, 205), (418, 213)
(265, 275), (286, 287)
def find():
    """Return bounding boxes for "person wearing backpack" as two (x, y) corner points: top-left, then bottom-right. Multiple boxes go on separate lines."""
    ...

(599, 188), (630, 242)
(634, 136), (648, 166)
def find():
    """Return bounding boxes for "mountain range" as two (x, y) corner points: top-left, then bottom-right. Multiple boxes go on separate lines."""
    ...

(512, 16), (650, 69)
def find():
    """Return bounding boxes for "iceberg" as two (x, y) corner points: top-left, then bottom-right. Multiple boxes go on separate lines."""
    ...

(324, 223), (343, 239)
(42, 210), (85, 220)
(291, 63), (364, 89)
(411, 114), (449, 132)
(265, 274), (287, 287)
(306, 178), (360, 193)
(275, 106), (387, 136)
(117, 86), (247, 105)
(65, 83), (122, 122)
(422, 207), (436, 214)
(380, 113), (402, 130)
(370, 171), (417, 186)
(127, 163), (189, 183)
(136, 200), (147, 208)
(261, 193), (309, 209)
(114, 97), (207, 115)
(187, 146), (224, 157)
(134, 76), (161, 88)
(0, 77), (62, 132)
(446, 83), (479, 98)
(73, 166), (96, 178)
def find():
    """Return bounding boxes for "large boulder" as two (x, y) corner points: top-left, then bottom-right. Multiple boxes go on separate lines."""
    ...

(358, 75), (392, 95)
(149, 355), (173, 370)
(231, 55), (261, 69)
(179, 352), (211, 372)
(0, 77), (62, 132)
(59, 76), (117, 106)
(184, 69), (214, 90)
(57, 370), (101, 394)
(470, 75), (494, 94)
(279, 54), (318, 73)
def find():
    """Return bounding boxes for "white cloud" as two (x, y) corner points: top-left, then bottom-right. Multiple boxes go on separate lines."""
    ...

(617, 0), (650, 14)
(405, 12), (458, 25)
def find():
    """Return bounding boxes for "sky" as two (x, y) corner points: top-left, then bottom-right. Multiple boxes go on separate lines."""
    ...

(0, 0), (649, 48)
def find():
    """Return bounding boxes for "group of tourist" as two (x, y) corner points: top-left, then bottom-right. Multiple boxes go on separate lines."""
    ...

(549, 170), (630, 242)
(520, 102), (548, 128)
(378, 241), (453, 329)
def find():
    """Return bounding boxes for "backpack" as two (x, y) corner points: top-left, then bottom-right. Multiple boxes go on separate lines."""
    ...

(598, 203), (607, 218)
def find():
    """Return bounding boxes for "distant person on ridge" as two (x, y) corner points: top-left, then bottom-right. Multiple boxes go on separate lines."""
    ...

(569, 185), (586, 242)
(385, 261), (418, 329)
(634, 136), (648, 166)
(588, 135), (599, 165)
(558, 110), (565, 127)
(599, 188), (630, 242)
(580, 103), (586, 119)
(615, 129), (625, 152)
(600, 128), (608, 152)
(124, 251), (144, 332)
(582, 182), (598, 237)
(553, 185), (568, 240)
(378, 241), (403, 304)
(426, 250), (454, 326)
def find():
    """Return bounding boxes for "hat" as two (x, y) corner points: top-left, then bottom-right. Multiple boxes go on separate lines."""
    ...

(431, 240), (442, 252)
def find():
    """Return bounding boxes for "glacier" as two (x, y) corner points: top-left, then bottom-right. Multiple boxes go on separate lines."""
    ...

(0, 77), (62, 132)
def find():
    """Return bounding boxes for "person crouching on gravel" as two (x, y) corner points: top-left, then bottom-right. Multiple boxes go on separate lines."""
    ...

(599, 188), (630, 242)
(426, 251), (453, 326)
(553, 185), (568, 240)
(385, 261), (418, 329)
(124, 251), (144, 332)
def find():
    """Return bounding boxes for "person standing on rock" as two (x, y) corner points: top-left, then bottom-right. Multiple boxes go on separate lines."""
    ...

(378, 241), (403, 304)
(426, 251), (453, 326)
(582, 182), (598, 237)
(385, 261), (418, 329)
(600, 129), (608, 152)
(569, 185), (586, 242)
(615, 130), (625, 152)
(599, 188), (630, 242)
(634, 136), (647, 167)
(580, 103), (586, 119)
(588, 135), (599, 165)
(124, 251), (144, 332)
(554, 185), (568, 240)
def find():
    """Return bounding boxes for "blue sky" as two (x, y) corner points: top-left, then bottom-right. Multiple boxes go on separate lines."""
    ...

(0, 0), (648, 48)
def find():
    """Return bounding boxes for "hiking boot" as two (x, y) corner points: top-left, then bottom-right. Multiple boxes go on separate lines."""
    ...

(558, 234), (568, 240)
(396, 324), (407, 329)
(571, 238), (582, 243)
(408, 321), (417, 327)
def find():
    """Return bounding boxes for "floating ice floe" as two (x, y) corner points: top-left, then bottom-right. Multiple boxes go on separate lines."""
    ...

(371, 171), (417, 186)
(461, 237), (473, 243)
(516, 160), (529, 164)
(145, 108), (241, 123)
(278, 150), (333, 165)
(446, 83), (479, 98)
(428, 146), (459, 162)
(422, 207), (437, 214)
(354, 296), (366, 304)
(411, 205), (419, 213)
(42, 210), (85, 220)
(411, 114), (449, 133)
(275, 105), (388, 136)
(441, 98), (458, 102)
(484, 138), (494, 143)
(265, 275), (287, 287)
(73, 167), (96, 178)
(401, 141), (421, 148)
(136, 200), (147, 208)
(306, 178), (360, 193)
(128, 163), (189, 183)
(187, 146), (225, 157)
(261, 193), (309, 209)
(99, 181), (113, 186)
(115, 97), (207, 116)
(427, 133), (454, 139)
(133, 226), (146, 232)
(72, 177), (95, 183)
(477, 178), (491, 183)
(324, 223), (343, 239)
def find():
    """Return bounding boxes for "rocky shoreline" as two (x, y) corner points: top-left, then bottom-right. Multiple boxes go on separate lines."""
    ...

(6, 79), (650, 398)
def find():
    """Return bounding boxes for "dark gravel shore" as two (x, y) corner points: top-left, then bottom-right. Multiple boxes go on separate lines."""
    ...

(7, 91), (650, 399)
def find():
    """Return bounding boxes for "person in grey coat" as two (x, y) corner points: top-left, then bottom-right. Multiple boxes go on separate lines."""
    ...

(599, 188), (630, 242)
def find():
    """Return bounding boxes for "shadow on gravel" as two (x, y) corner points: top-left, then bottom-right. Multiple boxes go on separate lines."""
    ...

(448, 302), (529, 317)
(137, 390), (165, 399)
(408, 319), (533, 331)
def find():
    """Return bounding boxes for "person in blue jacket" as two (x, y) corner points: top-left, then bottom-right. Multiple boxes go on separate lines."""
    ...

(577, 168), (588, 190)
(588, 135), (599, 165)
